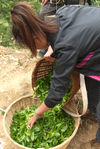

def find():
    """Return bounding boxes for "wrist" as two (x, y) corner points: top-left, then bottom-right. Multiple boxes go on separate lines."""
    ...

(34, 111), (44, 119)
(32, 115), (38, 121)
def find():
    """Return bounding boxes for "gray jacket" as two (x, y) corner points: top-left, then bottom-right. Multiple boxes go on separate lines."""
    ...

(45, 5), (100, 108)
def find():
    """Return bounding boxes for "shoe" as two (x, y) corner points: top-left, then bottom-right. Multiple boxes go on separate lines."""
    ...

(82, 113), (98, 123)
(90, 138), (100, 148)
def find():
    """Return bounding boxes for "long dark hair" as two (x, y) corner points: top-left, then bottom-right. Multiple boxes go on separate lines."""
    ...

(11, 2), (58, 56)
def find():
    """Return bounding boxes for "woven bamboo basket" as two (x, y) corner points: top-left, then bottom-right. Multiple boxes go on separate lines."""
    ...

(1, 95), (80, 149)
(32, 56), (88, 117)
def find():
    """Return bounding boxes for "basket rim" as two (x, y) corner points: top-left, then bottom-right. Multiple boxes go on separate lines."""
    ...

(3, 95), (80, 149)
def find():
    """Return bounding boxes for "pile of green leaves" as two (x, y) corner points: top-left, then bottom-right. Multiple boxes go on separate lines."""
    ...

(33, 65), (72, 104)
(10, 105), (74, 148)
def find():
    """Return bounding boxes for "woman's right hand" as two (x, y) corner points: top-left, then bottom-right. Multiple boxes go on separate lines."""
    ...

(27, 114), (44, 129)
(27, 102), (50, 129)
(27, 115), (38, 129)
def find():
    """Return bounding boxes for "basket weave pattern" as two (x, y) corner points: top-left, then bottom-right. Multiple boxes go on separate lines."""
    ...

(32, 57), (55, 89)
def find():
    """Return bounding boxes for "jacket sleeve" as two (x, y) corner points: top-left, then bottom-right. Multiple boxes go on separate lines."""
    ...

(44, 44), (79, 108)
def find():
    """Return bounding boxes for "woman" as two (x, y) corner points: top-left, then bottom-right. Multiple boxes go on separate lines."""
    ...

(10, 2), (100, 147)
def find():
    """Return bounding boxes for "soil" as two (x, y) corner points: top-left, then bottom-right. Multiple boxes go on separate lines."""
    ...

(0, 46), (99, 149)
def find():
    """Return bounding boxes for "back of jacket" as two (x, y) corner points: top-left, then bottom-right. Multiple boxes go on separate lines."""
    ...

(55, 5), (100, 75)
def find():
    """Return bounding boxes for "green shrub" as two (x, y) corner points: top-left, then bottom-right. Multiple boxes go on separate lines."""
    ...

(0, 0), (41, 48)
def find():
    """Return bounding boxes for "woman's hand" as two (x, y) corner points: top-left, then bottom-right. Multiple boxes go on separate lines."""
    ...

(27, 114), (44, 129)
(27, 115), (38, 129)
(26, 102), (50, 129)
(42, 0), (52, 6)
(44, 45), (53, 57)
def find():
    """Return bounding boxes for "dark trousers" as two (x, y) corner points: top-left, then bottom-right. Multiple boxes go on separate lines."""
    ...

(85, 76), (100, 142)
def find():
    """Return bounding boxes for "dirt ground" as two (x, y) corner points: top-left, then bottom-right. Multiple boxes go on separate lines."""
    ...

(0, 46), (99, 149)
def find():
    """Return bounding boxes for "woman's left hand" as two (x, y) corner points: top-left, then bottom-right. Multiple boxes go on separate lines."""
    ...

(44, 45), (53, 57)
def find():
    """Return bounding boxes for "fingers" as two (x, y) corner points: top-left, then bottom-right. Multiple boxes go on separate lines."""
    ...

(27, 121), (34, 129)
(26, 116), (37, 129)
(26, 115), (44, 129)
(26, 120), (32, 129)
(30, 121), (34, 129)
